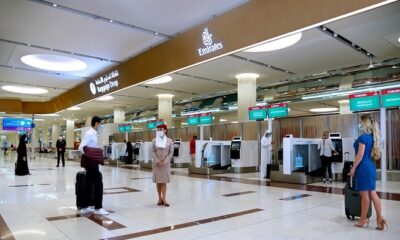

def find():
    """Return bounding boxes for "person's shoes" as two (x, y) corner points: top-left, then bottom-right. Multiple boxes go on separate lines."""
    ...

(94, 208), (110, 215)
(376, 218), (388, 230)
(323, 178), (327, 183)
(354, 218), (369, 228)
(157, 200), (163, 206)
(162, 200), (170, 207)
(329, 178), (333, 183)
(62, 165), (65, 167)
(80, 207), (94, 214)
(56, 165), (59, 167)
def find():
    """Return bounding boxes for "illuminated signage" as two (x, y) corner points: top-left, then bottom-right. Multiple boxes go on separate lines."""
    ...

(248, 106), (267, 121)
(267, 103), (288, 118)
(2, 118), (32, 131)
(382, 88), (400, 108)
(147, 119), (164, 129)
(187, 114), (199, 126)
(118, 123), (132, 133)
(349, 91), (380, 112)
(90, 70), (119, 95)
(197, 28), (224, 56)
(199, 112), (213, 125)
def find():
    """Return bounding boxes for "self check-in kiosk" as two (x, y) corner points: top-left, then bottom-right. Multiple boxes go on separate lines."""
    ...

(133, 140), (142, 163)
(330, 133), (343, 163)
(230, 137), (242, 160)
(173, 139), (181, 158)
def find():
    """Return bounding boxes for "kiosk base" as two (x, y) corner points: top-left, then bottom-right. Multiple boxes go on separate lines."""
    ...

(228, 166), (258, 174)
(271, 166), (322, 184)
(188, 166), (229, 175)
(139, 160), (153, 169)
(171, 163), (191, 168)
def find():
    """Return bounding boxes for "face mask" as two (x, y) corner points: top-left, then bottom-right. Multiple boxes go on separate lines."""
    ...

(157, 131), (165, 138)
(358, 123), (364, 131)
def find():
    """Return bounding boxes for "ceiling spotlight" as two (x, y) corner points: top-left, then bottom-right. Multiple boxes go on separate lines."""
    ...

(155, 32), (159, 35)
(322, 27), (327, 31)
(392, 65), (399, 69)
(318, 79), (322, 82)
(367, 53), (370, 56)
(333, 33), (338, 37)
(351, 43), (355, 47)
(366, 81), (371, 84)
(52, 3), (57, 7)
(109, 19), (113, 23)
(368, 57), (374, 69)
(398, 36), (400, 43)
(97, 95), (114, 101)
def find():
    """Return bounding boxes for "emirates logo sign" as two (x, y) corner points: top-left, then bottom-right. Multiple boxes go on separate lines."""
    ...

(197, 28), (223, 56)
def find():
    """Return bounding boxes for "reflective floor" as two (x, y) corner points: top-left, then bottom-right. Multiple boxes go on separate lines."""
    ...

(0, 153), (399, 240)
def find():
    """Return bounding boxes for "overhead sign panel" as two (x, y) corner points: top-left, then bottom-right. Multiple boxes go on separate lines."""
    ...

(267, 103), (288, 118)
(382, 88), (400, 108)
(187, 114), (199, 126)
(248, 106), (267, 120)
(147, 119), (164, 129)
(2, 118), (32, 131)
(118, 123), (132, 133)
(349, 91), (380, 112)
(198, 112), (213, 125)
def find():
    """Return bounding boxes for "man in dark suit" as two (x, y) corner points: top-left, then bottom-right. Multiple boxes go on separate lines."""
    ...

(56, 136), (66, 167)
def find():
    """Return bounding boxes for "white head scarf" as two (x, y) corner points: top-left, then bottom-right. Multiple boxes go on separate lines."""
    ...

(155, 130), (167, 148)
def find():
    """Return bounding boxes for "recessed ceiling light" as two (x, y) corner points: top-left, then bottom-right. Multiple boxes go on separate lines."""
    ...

(1, 85), (48, 95)
(230, 121), (239, 124)
(309, 107), (338, 113)
(36, 113), (59, 117)
(97, 95), (114, 101)
(398, 36), (400, 43)
(21, 54), (87, 72)
(67, 106), (81, 111)
(157, 94), (174, 98)
(392, 65), (399, 69)
(244, 33), (302, 52)
(235, 73), (260, 79)
(52, 3), (57, 7)
(146, 75), (172, 85)
(34, 118), (45, 121)
(338, 100), (349, 104)
(220, 119), (227, 122)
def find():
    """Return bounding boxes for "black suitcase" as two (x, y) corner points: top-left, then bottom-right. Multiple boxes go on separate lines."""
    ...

(342, 161), (353, 183)
(344, 177), (372, 220)
(75, 171), (95, 210)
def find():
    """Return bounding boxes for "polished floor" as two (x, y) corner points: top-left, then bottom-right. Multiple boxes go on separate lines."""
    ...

(0, 152), (399, 240)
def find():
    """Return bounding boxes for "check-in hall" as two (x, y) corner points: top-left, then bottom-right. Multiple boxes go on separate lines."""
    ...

(0, 1), (400, 239)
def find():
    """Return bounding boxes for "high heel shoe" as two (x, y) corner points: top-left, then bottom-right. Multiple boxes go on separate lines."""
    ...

(376, 218), (388, 230)
(162, 200), (170, 207)
(157, 200), (163, 206)
(354, 218), (369, 228)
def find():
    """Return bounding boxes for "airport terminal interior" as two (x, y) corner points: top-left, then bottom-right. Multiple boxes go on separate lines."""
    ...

(0, 0), (400, 239)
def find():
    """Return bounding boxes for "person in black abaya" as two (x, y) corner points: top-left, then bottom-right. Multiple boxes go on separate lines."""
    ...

(15, 134), (30, 176)
(125, 141), (134, 164)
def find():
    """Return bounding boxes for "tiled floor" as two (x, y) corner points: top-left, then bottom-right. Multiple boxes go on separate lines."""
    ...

(0, 153), (399, 240)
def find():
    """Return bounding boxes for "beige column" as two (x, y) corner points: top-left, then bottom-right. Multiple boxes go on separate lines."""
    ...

(66, 120), (74, 149)
(236, 73), (259, 122)
(338, 100), (352, 115)
(85, 116), (92, 127)
(42, 125), (49, 146)
(114, 107), (125, 124)
(31, 126), (39, 149)
(52, 124), (60, 146)
(157, 94), (174, 127)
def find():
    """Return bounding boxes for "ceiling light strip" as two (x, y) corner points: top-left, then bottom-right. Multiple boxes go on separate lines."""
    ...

(139, 85), (196, 95)
(29, 0), (170, 38)
(318, 25), (375, 59)
(0, 64), (90, 81)
(230, 54), (294, 74)
(0, 38), (121, 63)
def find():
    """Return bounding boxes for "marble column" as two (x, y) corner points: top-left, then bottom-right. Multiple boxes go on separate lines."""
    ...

(157, 94), (174, 127)
(236, 73), (259, 122)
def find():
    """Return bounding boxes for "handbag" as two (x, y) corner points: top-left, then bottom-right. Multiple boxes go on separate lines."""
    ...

(81, 147), (104, 169)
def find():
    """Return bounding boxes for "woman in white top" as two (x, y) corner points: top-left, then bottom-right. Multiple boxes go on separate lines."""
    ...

(318, 130), (336, 183)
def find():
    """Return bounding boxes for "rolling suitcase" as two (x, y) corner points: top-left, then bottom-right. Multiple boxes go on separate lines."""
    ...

(75, 171), (95, 210)
(344, 177), (372, 220)
(342, 158), (352, 183)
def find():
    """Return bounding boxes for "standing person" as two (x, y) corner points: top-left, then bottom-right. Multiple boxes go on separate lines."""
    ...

(56, 136), (66, 167)
(349, 114), (387, 230)
(260, 129), (272, 178)
(318, 130), (336, 183)
(15, 134), (30, 176)
(126, 141), (134, 164)
(151, 124), (173, 207)
(2, 139), (8, 155)
(189, 135), (197, 166)
(78, 116), (109, 215)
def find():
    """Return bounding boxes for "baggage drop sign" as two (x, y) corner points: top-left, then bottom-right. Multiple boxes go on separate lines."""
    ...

(381, 88), (400, 108)
(349, 91), (380, 112)
(267, 103), (288, 118)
